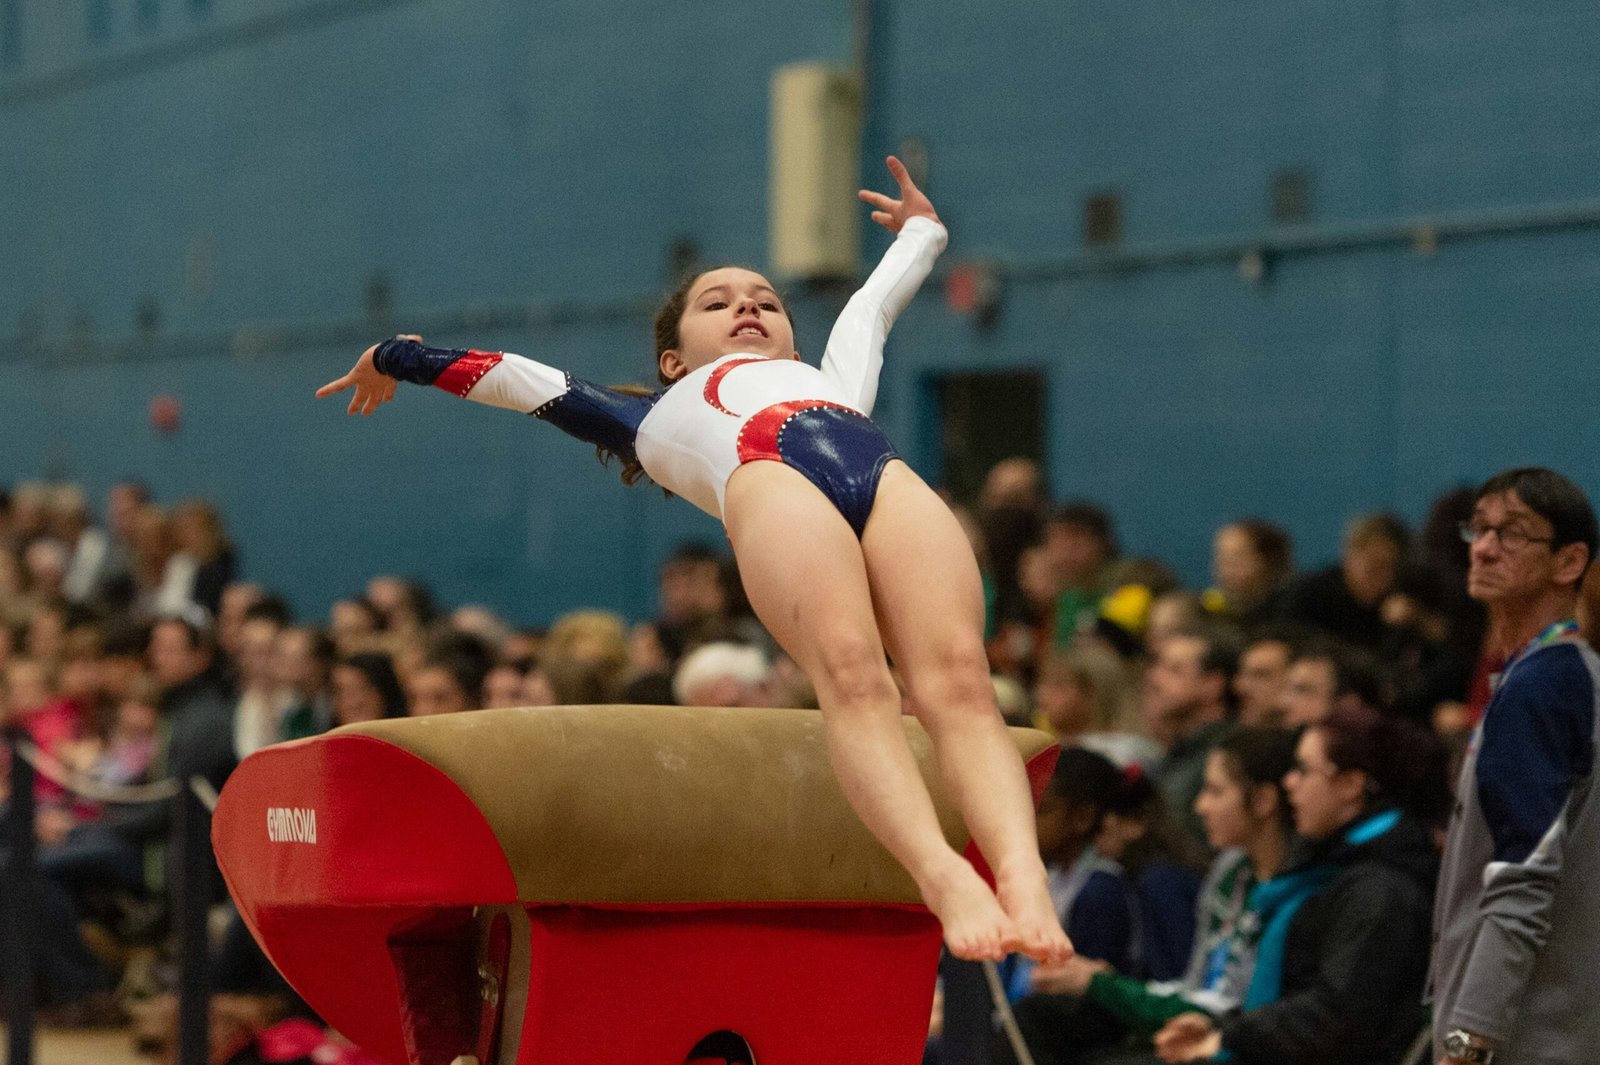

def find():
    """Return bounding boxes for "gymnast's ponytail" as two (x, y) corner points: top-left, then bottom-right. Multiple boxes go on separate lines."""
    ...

(597, 384), (658, 488)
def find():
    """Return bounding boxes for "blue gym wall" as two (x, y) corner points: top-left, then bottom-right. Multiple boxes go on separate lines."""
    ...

(2, 0), (1598, 622)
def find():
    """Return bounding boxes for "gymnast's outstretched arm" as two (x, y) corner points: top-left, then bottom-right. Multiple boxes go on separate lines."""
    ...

(316, 336), (657, 458)
(820, 156), (948, 415)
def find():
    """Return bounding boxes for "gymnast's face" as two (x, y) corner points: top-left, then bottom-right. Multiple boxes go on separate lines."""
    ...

(659, 268), (798, 382)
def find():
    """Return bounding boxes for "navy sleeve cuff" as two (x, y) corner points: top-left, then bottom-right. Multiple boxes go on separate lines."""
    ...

(372, 338), (469, 386)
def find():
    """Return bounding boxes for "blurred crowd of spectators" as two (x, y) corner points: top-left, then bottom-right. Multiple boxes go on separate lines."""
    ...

(929, 458), (1600, 1065)
(2, 462), (1597, 1064)
(0, 476), (822, 1048)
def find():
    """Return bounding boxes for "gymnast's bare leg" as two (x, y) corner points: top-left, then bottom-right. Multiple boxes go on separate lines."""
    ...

(862, 459), (1073, 964)
(723, 459), (1069, 963)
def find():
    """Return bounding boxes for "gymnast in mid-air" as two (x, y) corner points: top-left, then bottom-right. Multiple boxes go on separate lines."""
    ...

(317, 158), (1073, 965)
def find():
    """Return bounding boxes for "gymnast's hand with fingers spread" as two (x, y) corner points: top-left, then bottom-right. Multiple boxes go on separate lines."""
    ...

(858, 155), (941, 233)
(315, 333), (421, 415)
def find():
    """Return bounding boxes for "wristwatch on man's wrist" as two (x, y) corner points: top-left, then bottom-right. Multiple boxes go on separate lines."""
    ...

(1443, 1029), (1495, 1064)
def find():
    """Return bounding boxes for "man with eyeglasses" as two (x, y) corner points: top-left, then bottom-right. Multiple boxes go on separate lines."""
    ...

(1430, 467), (1600, 1065)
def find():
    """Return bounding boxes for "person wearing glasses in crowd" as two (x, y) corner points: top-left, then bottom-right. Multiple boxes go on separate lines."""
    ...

(1430, 467), (1600, 1065)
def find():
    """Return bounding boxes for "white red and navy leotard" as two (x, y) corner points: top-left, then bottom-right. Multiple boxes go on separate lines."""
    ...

(372, 216), (947, 536)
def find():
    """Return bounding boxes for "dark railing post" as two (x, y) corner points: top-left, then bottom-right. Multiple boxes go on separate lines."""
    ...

(174, 783), (213, 1065)
(3, 726), (37, 1065)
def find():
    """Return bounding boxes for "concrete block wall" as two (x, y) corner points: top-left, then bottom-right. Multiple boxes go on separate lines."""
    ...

(2, 0), (1596, 616)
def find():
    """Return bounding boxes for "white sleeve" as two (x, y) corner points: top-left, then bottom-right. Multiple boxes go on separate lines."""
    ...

(461, 351), (570, 412)
(818, 215), (948, 415)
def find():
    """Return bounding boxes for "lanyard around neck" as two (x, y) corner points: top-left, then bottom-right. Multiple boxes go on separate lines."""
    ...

(1498, 619), (1580, 684)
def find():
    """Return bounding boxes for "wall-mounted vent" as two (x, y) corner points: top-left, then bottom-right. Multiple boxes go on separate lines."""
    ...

(769, 63), (861, 280)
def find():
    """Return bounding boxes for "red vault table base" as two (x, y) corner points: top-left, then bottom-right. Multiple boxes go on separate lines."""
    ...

(212, 706), (1058, 1065)
(511, 906), (939, 1064)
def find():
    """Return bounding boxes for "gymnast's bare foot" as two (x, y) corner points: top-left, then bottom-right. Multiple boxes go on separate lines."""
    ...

(996, 861), (1074, 966)
(921, 859), (1014, 961)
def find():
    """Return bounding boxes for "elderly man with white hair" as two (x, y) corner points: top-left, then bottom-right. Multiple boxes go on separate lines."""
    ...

(672, 641), (773, 707)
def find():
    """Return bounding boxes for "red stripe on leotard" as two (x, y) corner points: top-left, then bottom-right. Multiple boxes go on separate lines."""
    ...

(703, 357), (768, 416)
(736, 399), (855, 463)
(432, 350), (504, 398)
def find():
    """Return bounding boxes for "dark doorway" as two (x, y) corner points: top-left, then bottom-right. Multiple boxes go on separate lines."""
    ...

(933, 369), (1048, 505)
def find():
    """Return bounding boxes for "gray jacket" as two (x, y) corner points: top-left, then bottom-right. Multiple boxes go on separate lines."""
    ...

(1430, 632), (1600, 1065)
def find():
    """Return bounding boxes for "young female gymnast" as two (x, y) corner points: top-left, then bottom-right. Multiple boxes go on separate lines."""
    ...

(317, 158), (1072, 965)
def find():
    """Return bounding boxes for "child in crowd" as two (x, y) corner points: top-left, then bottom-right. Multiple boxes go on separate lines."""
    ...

(1010, 748), (1146, 998)
(60, 674), (161, 797)
(19, 675), (163, 878)
(317, 158), (1070, 962)
(1098, 764), (1208, 985)
(929, 747), (1143, 1065)
(1, 657), (87, 813)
